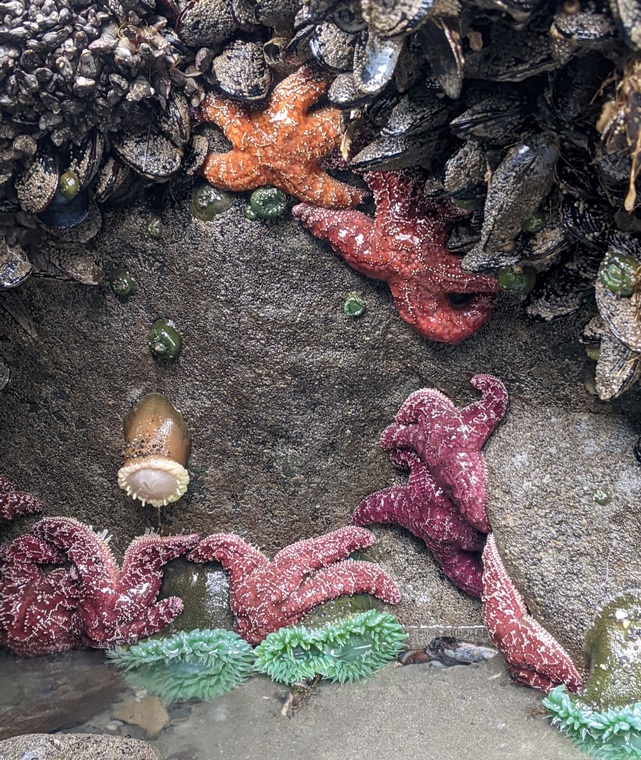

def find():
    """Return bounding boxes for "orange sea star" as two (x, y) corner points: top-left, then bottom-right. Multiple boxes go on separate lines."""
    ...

(197, 66), (367, 209)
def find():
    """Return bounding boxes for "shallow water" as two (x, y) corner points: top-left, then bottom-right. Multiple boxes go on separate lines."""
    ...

(0, 649), (582, 759)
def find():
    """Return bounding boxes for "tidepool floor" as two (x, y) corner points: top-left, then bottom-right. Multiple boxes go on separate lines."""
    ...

(0, 650), (583, 759)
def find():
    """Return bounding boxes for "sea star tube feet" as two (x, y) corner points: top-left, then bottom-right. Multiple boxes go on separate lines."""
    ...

(32, 517), (200, 649)
(292, 169), (499, 344)
(197, 66), (367, 209)
(188, 527), (401, 645)
(482, 533), (584, 693)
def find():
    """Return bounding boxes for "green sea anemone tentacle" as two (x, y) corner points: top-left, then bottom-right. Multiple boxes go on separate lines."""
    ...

(544, 685), (641, 759)
(254, 610), (407, 685)
(107, 628), (255, 703)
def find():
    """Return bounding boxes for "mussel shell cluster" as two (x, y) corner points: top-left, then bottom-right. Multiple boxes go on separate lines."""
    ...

(2, 0), (641, 400)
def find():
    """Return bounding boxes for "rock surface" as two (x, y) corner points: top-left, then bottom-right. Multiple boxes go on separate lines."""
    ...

(112, 697), (170, 739)
(0, 180), (640, 658)
(0, 733), (162, 759)
(0, 651), (124, 740)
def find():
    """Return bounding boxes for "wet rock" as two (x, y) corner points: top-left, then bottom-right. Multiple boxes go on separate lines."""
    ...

(112, 696), (170, 739)
(0, 652), (124, 740)
(0, 733), (162, 760)
(0, 185), (640, 660)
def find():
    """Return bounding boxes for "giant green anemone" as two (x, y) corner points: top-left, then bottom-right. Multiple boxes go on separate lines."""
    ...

(107, 628), (255, 703)
(544, 589), (641, 759)
(254, 609), (407, 685)
(544, 686), (641, 759)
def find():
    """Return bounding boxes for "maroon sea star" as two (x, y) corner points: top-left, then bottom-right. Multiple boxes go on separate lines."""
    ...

(188, 526), (401, 645)
(0, 475), (42, 524)
(198, 66), (367, 208)
(0, 533), (80, 656)
(382, 374), (508, 533)
(482, 533), (584, 693)
(32, 517), (199, 649)
(352, 448), (485, 597)
(292, 169), (498, 344)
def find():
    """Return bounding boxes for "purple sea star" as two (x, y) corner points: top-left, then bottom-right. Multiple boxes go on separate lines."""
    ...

(188, 526), (401, 645)
(352, 448), (485, 597)
(32, 517), (199, 649)
(292, 169), (498, 344)
(382, 374), (508, 533)
(0, 475), (42, 524)
(0, 533), (80, 656)
(482, 533), (584, 693)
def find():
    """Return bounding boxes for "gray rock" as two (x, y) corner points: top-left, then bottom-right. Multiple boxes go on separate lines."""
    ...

(0, 733), (162, 759)
(0, 179), (639, 661)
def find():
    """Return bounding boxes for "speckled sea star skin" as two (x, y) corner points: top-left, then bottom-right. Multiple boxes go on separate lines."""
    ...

(197, 66), (367, 209)
(0, 533), (80, 656)
(352, 449), (485, 597)
(0, 475), (42, 523)
(188, 526), (401, 645)
(383, 374), (508, 533)
(482, 533), (584, 693)
(32, 517), (199, 649)
(292, 170), (499, 344)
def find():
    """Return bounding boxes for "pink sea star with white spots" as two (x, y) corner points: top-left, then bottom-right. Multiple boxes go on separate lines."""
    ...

(482, 533), (584, 693)
(352, 448), (485, 597)
(0, 533), (80, 656)
(293, 170), (498, 344)
(382, 374), (508, 533)
(32, 517), (199, 649)
(0, 475), (41, 524)
(188, 526), (401, 645)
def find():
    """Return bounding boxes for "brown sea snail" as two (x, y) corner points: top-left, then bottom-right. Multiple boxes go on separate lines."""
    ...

(117, 393), (191, 507)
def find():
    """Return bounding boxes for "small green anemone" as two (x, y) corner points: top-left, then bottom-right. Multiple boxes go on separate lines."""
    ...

(254, 610), (407, 685)
(107, 628), (255, 703)
(544, 685), (641, 759)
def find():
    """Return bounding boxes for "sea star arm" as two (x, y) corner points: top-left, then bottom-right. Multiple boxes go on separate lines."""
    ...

(32, 517), (116, 582)
(292, 203), (384, 275)
(482, 534), (583, 693)
(430, 544), (483, 598)
(196, 93), (250, 146)
(4, 533), (67, 566)
(266, 65), (331, 117)
(284, 169), (367, 210)
(119, 533), (200, 606)
(389, 279), (496, 345)
(110, 597), (185, 646)
(201, 150), (263, 192)
(458, 375), (509, 447)
(0, 481), (42, 523)
(304, 108), (343, 155)
(282, 559), (401, 619)
(188, 533), (268, 586)
(273, 526), (377, 575)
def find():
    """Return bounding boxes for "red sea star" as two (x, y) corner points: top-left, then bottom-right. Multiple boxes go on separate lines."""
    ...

(188, 526), (401, 645)
(292, 170), (499, 343)
(32, 517), (199, 649)
(0, 533), (80, 656)
(197, 66), (367, 208)
(0, 475), (42, 523)
(382, 374), (508, 533)
(352, 448), (485, 598)
(482, 533), (584, 693)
